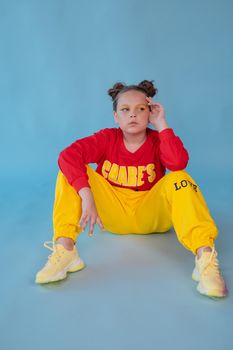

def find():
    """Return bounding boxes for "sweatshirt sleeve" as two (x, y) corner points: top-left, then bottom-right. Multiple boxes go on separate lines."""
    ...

(158, 128), (189, 170)
(58, 128), (108, 192)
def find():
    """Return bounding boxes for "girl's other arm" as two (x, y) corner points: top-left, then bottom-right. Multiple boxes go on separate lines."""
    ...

(58, 129), (108, 192)
(158, 128), (189, 170)
(58, 129), (110, 235)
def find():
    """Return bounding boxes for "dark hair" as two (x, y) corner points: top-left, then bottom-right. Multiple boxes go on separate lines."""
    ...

(108, 80), (158, 111)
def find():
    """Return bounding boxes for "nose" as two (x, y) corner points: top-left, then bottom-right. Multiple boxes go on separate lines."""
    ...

(130, 114), (136, 118)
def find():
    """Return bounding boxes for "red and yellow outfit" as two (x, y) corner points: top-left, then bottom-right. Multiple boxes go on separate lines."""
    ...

(53, 127), (217, 255)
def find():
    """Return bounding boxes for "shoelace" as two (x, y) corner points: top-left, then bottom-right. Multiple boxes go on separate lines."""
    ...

(43, 240), (64, 264)
(198, 245), (221, 277)
(44, 240), (56, 252)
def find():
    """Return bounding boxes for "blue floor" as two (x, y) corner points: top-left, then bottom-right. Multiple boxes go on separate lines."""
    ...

(1, 178), (233, 350)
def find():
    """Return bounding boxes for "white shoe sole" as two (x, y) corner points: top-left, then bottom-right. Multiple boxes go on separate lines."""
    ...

(35, 258), (85, 284)
(192, 267), (227, 298)
(196, 282), (227, 298)
(192, 267), (200, 282)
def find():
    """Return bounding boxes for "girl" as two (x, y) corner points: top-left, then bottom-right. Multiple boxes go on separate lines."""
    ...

(35, 80), (228, 298)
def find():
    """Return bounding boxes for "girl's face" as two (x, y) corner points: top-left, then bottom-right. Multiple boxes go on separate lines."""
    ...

(113, 90), (150, 135)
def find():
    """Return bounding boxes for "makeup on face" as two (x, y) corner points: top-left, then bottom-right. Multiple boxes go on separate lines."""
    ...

(119, 103), (149, 112)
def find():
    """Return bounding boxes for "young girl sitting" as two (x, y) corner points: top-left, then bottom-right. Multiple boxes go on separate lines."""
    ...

(35, 80), (228, 298)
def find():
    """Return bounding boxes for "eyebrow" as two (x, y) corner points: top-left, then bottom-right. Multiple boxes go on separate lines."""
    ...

(120, 103), (148, 107)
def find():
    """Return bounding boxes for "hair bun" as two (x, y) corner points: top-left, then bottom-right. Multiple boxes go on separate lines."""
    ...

(108, 82), (126, 100)
(138, 80), (158, 97)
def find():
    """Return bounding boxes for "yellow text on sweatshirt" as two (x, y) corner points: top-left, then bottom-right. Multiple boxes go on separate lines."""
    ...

(101, 160), (156, 187)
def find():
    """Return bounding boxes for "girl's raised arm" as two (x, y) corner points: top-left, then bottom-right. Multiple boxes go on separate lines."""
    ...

(158, 128), (189, 171)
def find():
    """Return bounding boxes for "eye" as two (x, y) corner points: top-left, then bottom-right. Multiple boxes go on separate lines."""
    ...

(121, 108), (129, 111)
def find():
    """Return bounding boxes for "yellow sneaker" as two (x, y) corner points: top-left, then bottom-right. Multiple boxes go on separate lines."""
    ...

(192, 246), (228, 298)
(35, 240), (85, 284)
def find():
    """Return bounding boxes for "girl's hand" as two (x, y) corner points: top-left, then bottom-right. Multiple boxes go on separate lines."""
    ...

(78, 188), (104, 237)
(145, 96), (169, 132)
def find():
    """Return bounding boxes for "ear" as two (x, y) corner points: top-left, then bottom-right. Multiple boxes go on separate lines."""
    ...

(113, 111), (119, 124)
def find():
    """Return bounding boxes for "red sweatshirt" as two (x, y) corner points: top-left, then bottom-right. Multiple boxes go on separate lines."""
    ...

(58, 127), (189, 193)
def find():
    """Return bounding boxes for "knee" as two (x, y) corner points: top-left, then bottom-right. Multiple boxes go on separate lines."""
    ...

(86, 165), (100, 183)
(57, 169), (67, 183)
(86, 164), (95, 174)
(164, 170), (198, 192)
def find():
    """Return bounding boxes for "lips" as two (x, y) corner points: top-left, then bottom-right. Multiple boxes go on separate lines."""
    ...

(128, 122), (138, 125)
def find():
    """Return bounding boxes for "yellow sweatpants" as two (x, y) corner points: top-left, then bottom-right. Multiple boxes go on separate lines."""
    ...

(53, 165), (218, 255)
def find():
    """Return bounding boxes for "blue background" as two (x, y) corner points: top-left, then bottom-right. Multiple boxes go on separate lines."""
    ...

(1, 1), (232, 349)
